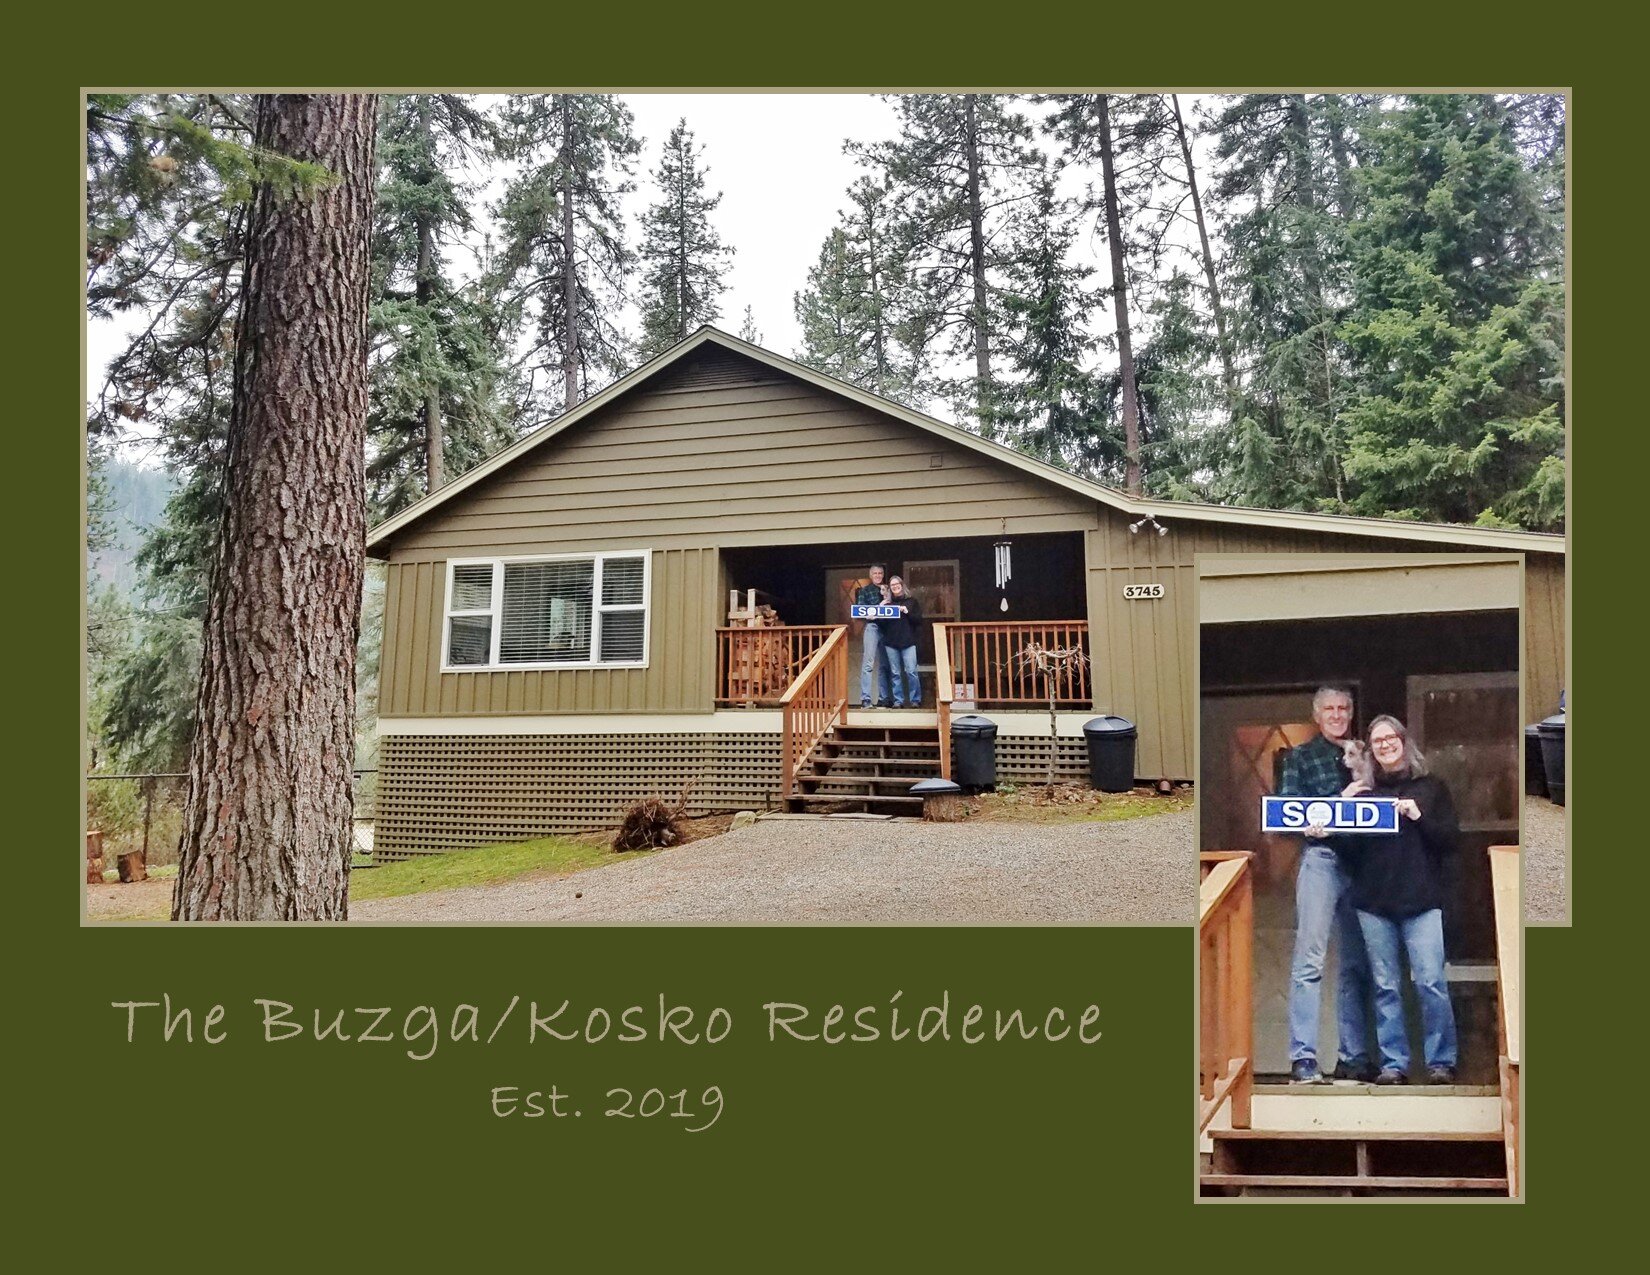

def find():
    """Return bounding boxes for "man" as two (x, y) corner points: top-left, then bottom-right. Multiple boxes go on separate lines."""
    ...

(1278, 686), (1374, 1084)
(855, 564), (894, 708)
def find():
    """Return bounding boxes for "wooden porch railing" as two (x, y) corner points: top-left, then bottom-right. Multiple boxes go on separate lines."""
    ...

(934, 623), (954, 780)
(716, 625), (840, 706)
(941, 620), (1091, 705)
(1199, 851), (1254, 1134)
(780, 627), (849, 799)
(1489, 844), (1520, 1198)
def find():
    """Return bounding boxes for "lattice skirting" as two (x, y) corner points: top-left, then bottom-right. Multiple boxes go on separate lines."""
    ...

(376, 733), (784, 859)
(988, 736), (1092, 784)
(375, 730), (1097, 858)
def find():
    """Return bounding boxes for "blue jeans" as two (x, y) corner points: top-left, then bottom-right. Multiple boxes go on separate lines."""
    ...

(1356, 907), (1458, 1073)
(859, 625), (892, 706)
(1288, 844), (1372, 1066)
(884, 645), (920, 707)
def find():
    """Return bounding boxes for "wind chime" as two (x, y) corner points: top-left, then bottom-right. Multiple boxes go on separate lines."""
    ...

(994, 538), (1013, 612)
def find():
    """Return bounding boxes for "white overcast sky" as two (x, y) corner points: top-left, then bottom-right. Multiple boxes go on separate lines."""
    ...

(89, 92), (1222, 454)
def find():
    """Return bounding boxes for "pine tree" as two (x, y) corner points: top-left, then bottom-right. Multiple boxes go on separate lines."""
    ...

(369, 94), (512, 512)
(854, 95), (1042, 431)
(1042, 94), (1178, 492)
(1338, 94), (1564, 529)
(490, 94), (640, 417)
(794, 174), (915, 401)
(637, 119), (731, 357)
(737, 305), (762, 344)
(996, 169), (1096, 467)
(174, 93), (377, 921)
(1209, 93), (1368, 511)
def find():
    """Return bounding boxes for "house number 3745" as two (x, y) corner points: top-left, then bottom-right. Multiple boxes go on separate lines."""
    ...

(1122, 583), (1165, 600)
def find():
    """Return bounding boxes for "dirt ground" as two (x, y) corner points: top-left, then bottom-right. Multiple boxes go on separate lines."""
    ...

(86, 877), (174, 922)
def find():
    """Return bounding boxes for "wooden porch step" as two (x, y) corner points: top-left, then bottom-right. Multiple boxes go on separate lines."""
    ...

(1201, 1173), (1507, 1192)
(785, 794), (924, 809)
(832, 726), (939, 743)
(806, 756), (942, 772)
(1206, 1123), (1508, 1196)
(1211, 1127), (1501, 1142)
(796, 776), (927, 791)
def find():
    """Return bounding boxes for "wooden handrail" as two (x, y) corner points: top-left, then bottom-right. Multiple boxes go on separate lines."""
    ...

(1199, 851), (1255, 1134)
(715, 625), (840, 706)
(780, 626), (849, 799)
(934, 622), (953, 781)
(1489, 844), (1520, 1196)
(942, 620), (1091, 706)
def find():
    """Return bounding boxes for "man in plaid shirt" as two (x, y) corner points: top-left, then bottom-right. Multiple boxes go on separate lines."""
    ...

(1278, 686), (1374, 1084)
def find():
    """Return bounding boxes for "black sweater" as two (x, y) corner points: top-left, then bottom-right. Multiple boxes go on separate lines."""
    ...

(1342, 773), (1458, 920)
(879, 594), (923, 649)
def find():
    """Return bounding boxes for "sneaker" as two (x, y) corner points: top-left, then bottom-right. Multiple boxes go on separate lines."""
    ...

(1375, 1068), (1408, 1086)
(1290, 1059), (1325, 1085)
(860, 699), (871, 709)
(1331, 1058), (1377, 1084)
(1425, 1065), (1457, 1085)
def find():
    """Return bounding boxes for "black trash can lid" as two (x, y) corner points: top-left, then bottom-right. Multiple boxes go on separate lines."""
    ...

(951, 714), (998, 736)
(1525, 723), (1542, 737)
(910, 778), (963, 796)
(1537, 711), (1566, 733)
(1083, 715), (1137, 737)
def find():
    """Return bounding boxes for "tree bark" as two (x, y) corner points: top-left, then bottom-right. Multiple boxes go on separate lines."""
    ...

(561, 103), (581, 411)
(416, 97), (444, 493)
(1097, 95), (1142, 494)
(963, 96), (994, 435)
(173, 93), (376, 921)
(1171, 94), (1236, 403)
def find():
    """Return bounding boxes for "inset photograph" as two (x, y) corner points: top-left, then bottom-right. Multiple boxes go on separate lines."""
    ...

(1197, 554), (1527, 1199)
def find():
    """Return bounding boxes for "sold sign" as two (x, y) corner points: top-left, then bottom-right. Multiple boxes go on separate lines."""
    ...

(851, 604), (903, 619)
(1261, 796), (1402, 835)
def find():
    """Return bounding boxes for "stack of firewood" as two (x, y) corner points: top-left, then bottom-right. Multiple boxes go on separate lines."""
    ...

(727, 589), (787, 700)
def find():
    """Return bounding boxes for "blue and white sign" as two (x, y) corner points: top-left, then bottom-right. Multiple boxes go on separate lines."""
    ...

(851, 604), (903, 620)
(1262, 796), (1402, 835)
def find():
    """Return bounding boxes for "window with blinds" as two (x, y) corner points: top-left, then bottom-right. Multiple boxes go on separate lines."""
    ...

(443, 553), (650, 669)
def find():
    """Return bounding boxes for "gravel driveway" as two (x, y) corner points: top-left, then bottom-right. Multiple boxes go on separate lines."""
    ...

(351, 810), (1194, 926)
(1524, 796), (1568, 924)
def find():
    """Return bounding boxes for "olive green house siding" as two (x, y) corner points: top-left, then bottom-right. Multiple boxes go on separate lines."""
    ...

(367, 328), (1566, 855)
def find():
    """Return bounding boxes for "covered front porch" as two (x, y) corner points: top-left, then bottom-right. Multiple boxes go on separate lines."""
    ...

(713, 531), (1094, 712)
(709, 533), (1095, 800)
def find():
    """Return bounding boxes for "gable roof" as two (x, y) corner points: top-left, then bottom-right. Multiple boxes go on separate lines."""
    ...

(367, 326), (1565, 557)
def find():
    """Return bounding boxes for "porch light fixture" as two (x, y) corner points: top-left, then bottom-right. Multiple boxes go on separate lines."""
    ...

(1129, 515), (1169, 537)
(994, 539), (1013, 612)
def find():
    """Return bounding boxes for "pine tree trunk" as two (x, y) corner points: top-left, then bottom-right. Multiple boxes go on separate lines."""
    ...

(561, 105), (581, 411)
(173, 93), (376, 922)
(1097, 95), (1142, 494)
(963, 96), (994, 435)
(416, 97), (444, 493)
(1171, 94), (1236, 403)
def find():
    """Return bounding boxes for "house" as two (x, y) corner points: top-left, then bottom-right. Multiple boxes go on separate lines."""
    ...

(366, 327), (1566, 859)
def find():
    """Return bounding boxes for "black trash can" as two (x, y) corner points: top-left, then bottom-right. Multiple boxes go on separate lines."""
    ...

(1536, 711), (1566, 806)
(1524, 725), (1549, 799)
(951, 715), (998, 792)
(1083, 715), (1138, 793)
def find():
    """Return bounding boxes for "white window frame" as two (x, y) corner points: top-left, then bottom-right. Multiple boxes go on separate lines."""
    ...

(441, 550), (652, 672)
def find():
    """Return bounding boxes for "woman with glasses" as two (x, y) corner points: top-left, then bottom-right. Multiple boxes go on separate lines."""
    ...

(1341, 714), (1460, 1085)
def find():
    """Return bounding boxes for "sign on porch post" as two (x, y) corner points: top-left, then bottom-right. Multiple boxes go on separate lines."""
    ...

(1261, 796), (1402, 834)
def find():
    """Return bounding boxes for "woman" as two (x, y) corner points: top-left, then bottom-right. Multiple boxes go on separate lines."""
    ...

(880, 576), (923, 708)
(1341, 714), (1459, 1085)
